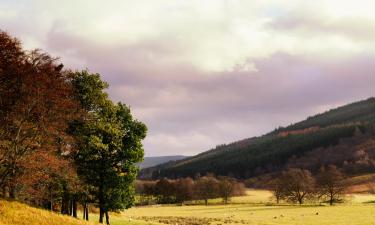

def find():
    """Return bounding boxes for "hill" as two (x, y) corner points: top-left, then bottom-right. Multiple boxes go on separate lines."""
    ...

(140, 97), (375, 179)
(137, 155), (187, 169)
(0, 200), (94, 225)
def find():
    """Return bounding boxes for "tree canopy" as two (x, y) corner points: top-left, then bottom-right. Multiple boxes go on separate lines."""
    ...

(69, 71), (147, 224)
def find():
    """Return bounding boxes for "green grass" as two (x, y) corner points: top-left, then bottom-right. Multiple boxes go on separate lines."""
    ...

(110, 190), (375, 225)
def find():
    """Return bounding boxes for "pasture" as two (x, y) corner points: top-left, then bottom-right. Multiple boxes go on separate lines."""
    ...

(107, 190), (375, 225)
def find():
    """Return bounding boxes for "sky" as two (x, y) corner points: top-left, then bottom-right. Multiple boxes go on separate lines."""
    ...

(1, 0), (375, 156)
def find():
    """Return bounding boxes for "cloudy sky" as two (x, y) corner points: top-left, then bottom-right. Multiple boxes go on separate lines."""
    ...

(1, 0), (375, 156)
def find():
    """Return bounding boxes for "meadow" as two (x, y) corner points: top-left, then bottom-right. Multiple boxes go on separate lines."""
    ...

(106, 190), (375, 225)
(2, 189), (375, 225)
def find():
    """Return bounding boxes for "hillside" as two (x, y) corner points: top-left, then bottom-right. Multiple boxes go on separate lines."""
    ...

(0, 200), (94, 225)
(140, 97), (375, 179)
(137, 155), (187, 169)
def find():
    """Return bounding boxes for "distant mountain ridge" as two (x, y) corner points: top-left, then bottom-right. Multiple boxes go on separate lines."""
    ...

(139, 97), (375, 179)
(138, 155), (187, 169)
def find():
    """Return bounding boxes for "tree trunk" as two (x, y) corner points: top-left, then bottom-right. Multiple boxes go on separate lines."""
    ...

(105, 211), (110, 225)
(329, 193), (334, 205)
(99, 207), (104, 224)
(61, 186), (70, 215)
(50, 189), (54, 211)
(204, 199), (208, 205)
(82, 203), (86, 220)
(2, 185), (8, 198)
(61, 199), (65, 214)
(85, 204), (89, 221)
(9, 182), (16, 199)
(72, 198), (77, 218)
(2, 186), (5, 197)
(68, 199), (72, 216)
(98, 173), (105, 224)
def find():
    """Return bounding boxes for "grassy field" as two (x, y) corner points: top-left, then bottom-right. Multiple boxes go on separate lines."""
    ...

(107, 190), (375, 225)
(2, 190), (375, 225)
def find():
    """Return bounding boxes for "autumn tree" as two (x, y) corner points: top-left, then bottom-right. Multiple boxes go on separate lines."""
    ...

(17, 148), (78, 212)
(175, 178), (194, 205)
(69, 71), (146, 225)
(0, 30), (79, 198)
(316, 165), (347, 205)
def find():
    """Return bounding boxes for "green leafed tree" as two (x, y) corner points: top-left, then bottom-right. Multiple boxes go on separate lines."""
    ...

(69, 70), (147, 225)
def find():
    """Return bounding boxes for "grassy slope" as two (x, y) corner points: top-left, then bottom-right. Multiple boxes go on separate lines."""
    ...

(0, 200), (96, 225)
(119, 190), (375, 225)
(0, 200), (159, 225)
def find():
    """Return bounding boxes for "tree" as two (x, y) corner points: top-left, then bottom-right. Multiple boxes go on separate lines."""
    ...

(175, 178), (194, 205)
(135, 180), (156, 205)
(0, 30), (79, 198)
(17, 148), (78, 212)
(194, 175), (219, 205)
(278, 168), (315, 204)
(155, 178), (176, 204)
(218, 176), (235, 204)
(270, 178), (285, 204)
(316, 165), (346, 205)
(69, 71), (146, 225)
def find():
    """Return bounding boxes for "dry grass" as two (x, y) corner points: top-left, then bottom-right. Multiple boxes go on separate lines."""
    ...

(0, 200), (96, 225)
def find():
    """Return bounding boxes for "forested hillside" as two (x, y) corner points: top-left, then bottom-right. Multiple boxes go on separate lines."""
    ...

(141, 98), (375, 179)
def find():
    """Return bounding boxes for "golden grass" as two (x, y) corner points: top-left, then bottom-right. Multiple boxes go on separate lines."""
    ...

(0, 200), (96, 225)
(3, 189), (375, 225)
(117, 190), (375, 225)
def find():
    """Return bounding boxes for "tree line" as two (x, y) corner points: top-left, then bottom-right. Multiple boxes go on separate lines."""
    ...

(135, 175), (246, 205)
(271, 165), (347, 205)
(0, 31), (147, 225)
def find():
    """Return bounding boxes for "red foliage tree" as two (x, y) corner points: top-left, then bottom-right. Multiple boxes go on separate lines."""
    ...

(0, 30), (80, 198)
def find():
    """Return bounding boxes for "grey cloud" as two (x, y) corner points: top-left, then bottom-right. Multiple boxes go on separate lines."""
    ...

(2, 1), (375, 156)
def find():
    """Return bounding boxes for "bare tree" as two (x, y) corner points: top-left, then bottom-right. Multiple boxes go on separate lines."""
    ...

(270, 177), (285, 204)
(316, 165), (347, 205)
(218, 176), (235, 204)
(194, 175), (219, 205)
(278, 168), (315, 204)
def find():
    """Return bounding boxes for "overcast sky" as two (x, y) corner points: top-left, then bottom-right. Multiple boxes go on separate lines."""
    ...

(2, 0), (375, 156)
